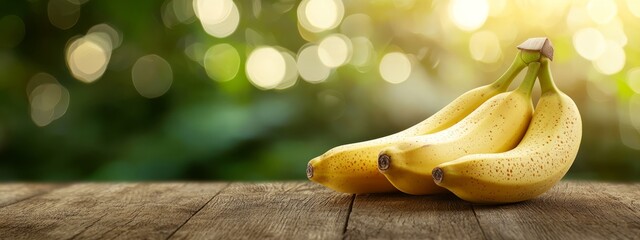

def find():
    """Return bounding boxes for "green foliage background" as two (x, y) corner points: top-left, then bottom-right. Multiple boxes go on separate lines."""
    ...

(1, 0), (639, 181)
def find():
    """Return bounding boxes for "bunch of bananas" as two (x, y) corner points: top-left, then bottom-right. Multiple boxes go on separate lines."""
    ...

(307, 38), (582, 204)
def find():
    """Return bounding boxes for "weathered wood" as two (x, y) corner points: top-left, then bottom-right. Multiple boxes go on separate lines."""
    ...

(0, 183), (227, 239)
(344, 192), (484, 239)
(169, 182), (353, 240)
(0, 183), (62, 208)
(473, 181), (640, 239)
(0, 181), (637, 239)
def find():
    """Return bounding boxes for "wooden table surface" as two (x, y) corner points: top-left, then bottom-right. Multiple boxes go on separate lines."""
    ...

(0, 181), (638, 239)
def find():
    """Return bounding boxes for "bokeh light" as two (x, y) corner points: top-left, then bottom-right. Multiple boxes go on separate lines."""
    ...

(449, 0), (489, 31)
(27, 73), (70, 127)
(627, 68), (640, 94)
(204, 43), (240, 82)
(593, 40), (625, 75)
(469, 31), (502, 63)
(600, 18), (627, 47)
(318, 34), (352, 68)
(132, 54), (173, 98)
(630, 94), (640, 132)
(297, 45), (331, 83)
(0, 15), (25, 49)
(572, 28), (606, 61)
(340, 13), (373, 37)
(275, 50), (299, 90)
(379, 52), (412, 84)
(194, 0), (239, 38)
(246, 47), (287, 89)
(88, 23), (122, 49)
(628, 0), (640, 18)
(66, 33), (112, 83)
(162, 0), (196, 28)
(349, 37), (375, 71)
(47, 0), (81, 30)
(587, 0), (617, 25)
(298, 0), (344, 33)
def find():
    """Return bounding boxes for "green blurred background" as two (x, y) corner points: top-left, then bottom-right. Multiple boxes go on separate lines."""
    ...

(1, 0), (639, 181)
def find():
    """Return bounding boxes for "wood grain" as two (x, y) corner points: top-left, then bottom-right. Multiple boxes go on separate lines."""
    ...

(169, 182), (353, 240)
(473, 181), (640, 240)
(0, 181), (637, 239)
(0, 183), (62, 208)
(344, 192), (484, 239)
(0, 183), (226, 239)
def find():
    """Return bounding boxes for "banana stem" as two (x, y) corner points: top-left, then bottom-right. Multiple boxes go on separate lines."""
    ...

(490, 52), (527, 91)
(516, 62), (541, 96)
(538, 58), (559, 94)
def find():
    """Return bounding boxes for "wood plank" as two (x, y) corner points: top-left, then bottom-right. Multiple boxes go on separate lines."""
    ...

(344, 192), (484, 239)
(0, 182), (227, 239)
(0, 183), (62, 208)
(473, 181), (640, 239)
(169, 182), (353, 240)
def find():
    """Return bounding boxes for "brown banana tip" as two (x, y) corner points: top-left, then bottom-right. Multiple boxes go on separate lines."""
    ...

(378, 154), (391, 172)
(306, 162), (313, 179)
(432, 167), (444, 184)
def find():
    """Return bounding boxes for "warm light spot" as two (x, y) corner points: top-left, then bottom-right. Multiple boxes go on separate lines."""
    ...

(627, 68), (640, 94)
(566, 7), (590, 30)
(340, 14), (373, 37)
(379, 52), (412, 84)
(0, 15), (25, 49)
(185, 42), (208, 64)
(204, 43), (240, 82)
(349, 37), (375, 71)
(587, 0), (617, 25)
(298, 0), (344, 33)
(66, 33), (112, 83)
(593, 41), (625, 75)
(88, 23), (122, 49)
(173, 0), (196, 24)
(488, 0), (507, 17)
(469, 31), (501, 63)
(194, 0), (232, 24)
(132, 55), (173, 98)
(194, 0), (239, 38)
(600, 18), (627, 47)
(276, 50), (299, 90)
(449, 0), (489, 31)
(48, 0), (80, 30)
(573, 28), (606, 60)
(246, 47), (286, 89)
(318, 34), (352, 68)
(297, 45), (331, 83)
(628, 0), (640, 18)
(27, 73), (70, 127)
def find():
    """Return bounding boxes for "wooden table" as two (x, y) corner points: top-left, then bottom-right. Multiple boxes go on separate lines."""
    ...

(0, 181), (638, 239)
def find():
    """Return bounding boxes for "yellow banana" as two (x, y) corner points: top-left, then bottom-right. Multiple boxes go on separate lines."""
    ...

(432, 58), (582, 203)
(306, 50), (537, 194)
(377, 61), (541, 195)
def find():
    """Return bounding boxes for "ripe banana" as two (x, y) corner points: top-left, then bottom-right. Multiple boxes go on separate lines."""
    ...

(377, 61), (542, 195)
(432, 58), (582, 203)
(306, 51), (538, 194)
